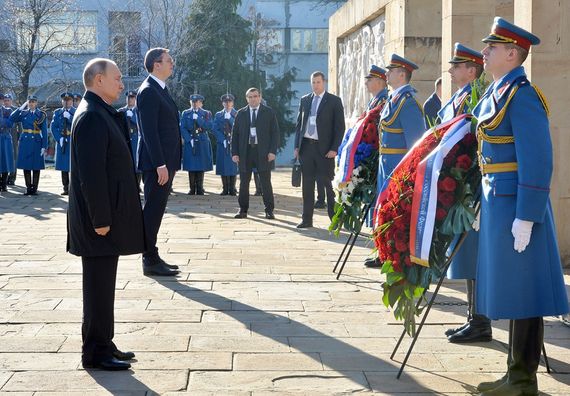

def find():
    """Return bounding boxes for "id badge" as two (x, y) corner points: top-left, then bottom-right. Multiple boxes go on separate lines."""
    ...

(250, 127), (257, 137)
(309, 116), (317, 126)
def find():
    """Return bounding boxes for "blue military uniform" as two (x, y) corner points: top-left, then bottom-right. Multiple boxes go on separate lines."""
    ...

(118, 90), (142, 190)
(212, 94), (238, 195)
(378, 54), (425, 192)
(180, 94), (214, 195)
(472, 18), (568, 396)
(1, 94), (19, 186)
(0, 97), (15, 191)
(50, 92), (75, 194)
(9, 95), (48, 195)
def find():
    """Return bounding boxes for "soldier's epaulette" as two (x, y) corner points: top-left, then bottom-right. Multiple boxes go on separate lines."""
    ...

(530, 83), (550, 117)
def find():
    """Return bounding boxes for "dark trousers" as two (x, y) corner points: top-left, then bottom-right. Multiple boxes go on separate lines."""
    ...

(238, 145), (274, 213)
(61, 171), (69, 190)
(9, 130), (18, 182)
(316, 179), (325, 203)
(299, 138), (335, 221)
(82, 255), (118, 364)
(142, 170), (174, 258)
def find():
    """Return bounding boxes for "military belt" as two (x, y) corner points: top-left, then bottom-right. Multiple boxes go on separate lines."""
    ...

(480, 161), (518, 175)
(380, 147), (407, 155)
(22, 128), (41, 134)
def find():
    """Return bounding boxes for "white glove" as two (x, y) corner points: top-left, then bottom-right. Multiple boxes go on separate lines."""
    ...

(63, 111), (71, 119)
(224, 112), (231, 119)
(472, 211), (480, 231)
(193, 113), (198, 120)
(59, 137), (64, 146)
(19, 101), (28, 111)
(223, 140), (227, 148)
(511, 218), (533, 253)
(126, 110), (133, 118)
(40, 148), (46, 156)
(190, 140), (194, 148)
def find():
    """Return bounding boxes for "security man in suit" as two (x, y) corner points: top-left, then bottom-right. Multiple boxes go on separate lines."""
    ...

(423, 77), (442, 127)
(72, 93), (83, 108)
(472, 18), (569, 395)
(213, 94), (238, 195)
(0, 94), (15, 192)
(365, 54), (424, 267)
(438, 43), (492, 344)
(2, 94), (19, 186)
(294, 71), (345, 228)
(9, 95), (48, 195)
(50, 92), (76, 195)
(118, 90), (142, 189)
(180, 94), (214, 195)
(232, 87), (279, 219)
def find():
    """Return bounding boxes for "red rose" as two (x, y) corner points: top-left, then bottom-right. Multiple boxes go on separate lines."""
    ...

(438, 177), (457, 192)
(443, 155), (454, 167)
(436, 207), (447, 221)
(456, 154), (472, 170)
(438, 191), (455, 208)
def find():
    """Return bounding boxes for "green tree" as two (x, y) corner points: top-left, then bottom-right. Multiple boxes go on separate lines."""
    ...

(173, 0), (296, 153)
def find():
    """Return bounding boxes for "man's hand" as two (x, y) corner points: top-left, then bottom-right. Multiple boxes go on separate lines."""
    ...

(63, 111), (71, 120)
(294, 148), (299, 159)
(512, 218), (533, 253)
(19, 101), (28, 111)
(59, 137), (64, 147)
(126, 110), (133, 118)
(268, 153), (276, 162)
(157, 166), (169, 186)
(472, 211), (480, 231)
(95, 226), (110, 236)
(325, 150), (337, 159)
(40, 148), (46, 156)
(232, 155), (239, 163)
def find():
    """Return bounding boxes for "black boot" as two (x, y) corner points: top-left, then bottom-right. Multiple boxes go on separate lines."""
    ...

(7, 171), (16, 186)
(448, 279), (492, 343)
(480, 318), (541, 396)
(478, 320), (513, 392)
(31, 170), (40, 195)
(0, 173), (7, 192)
(196, 172), (205, 195)
(188, 172), (196, 195)
(23, 170), (32, 195)
(253, 172), (262, 196)
(61, 171), (69, 195)
(229, 176), (237, 196)
(220, 176), (228, 196)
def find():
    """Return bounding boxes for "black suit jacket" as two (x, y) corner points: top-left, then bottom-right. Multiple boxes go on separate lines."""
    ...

(67, 91), (145, 257)
(294, 91), (345, 157)
(423, 91), (441, 127)
(231, 104), (279, 172)
(136, 76), (181, 172)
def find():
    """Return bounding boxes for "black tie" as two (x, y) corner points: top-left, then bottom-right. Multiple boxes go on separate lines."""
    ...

(250, 108), (257, 144)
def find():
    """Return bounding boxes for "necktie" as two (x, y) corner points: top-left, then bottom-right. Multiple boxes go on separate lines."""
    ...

(307, 95), (319, 136)
(250, 108), (257, 144)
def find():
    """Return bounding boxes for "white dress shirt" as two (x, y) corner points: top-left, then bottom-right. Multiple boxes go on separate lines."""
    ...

(149, 73), (166, 89)
(303, 92), (324, 140)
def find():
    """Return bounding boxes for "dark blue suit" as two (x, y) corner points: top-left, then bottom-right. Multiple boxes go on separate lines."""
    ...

(136, 76), (181, 258)
(422, 91), (441, 128)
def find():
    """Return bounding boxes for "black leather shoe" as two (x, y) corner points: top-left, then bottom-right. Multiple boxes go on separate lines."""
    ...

(113, 350), (135, 361)
(82, 357), (131, 371)
(296, 221), (313, 229)
(234, 211), (247, 219)
(477, 375), (508, 393)
(479, 380), (538, 396)
(314, 200), (326, 209)
(157, 257), (179, 270)
(447, 323), (492, 343)
(265, 211), (275, 220)
(364, 258), (381, 268)
(143, 259), (180, 276)
(445, 321), (470, 337)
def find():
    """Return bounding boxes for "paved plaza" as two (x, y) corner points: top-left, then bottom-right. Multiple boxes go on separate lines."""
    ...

(0, 169), (568, 395)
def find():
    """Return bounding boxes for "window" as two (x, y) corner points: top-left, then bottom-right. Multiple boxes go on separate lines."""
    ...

(257, 28), (284, 54)
(108, 12), (143, 77)
(33, 11), (98, 53)
(291, 29), (328, 53)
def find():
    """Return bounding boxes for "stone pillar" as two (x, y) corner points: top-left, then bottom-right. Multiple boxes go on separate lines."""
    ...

(440, 0), (496, 102)
(515, 0), (570, 265)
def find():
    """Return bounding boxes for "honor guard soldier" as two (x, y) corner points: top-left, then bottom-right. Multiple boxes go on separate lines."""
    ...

(213, 94), (238, 195)
(50, 92), (75, 195)
(180, 94), (213, 195)
(9, 95), (48, 195)
(0, 94), (16, 192)
(472, 18), (569, 395)
(2, 94), (19, 186)
(72, 93), (83, 108)
(118, 90), (142, 189)
(438, 43), (492, 344)
(365, 54), (425, 267)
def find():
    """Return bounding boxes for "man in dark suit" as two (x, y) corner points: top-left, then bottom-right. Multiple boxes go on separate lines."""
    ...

(136, 48), (181, 276)
(68, 58), (145, 370)
(423, 77), (442, 127)
(294, 71), (345, 228)
(231, 87), (279, 219)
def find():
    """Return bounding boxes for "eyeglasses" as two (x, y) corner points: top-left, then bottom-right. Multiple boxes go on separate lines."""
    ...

(156, 57), (175, 65)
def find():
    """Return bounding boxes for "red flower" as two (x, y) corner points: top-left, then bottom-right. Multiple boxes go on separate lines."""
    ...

(456, 154), (472, 170)
(437, 191), (455, 208)
(462, 132), (477, 147)
(435, 207), (447, 221)
(438, 177), (457, 192)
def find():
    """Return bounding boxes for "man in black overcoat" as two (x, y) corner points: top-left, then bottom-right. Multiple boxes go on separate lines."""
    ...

(231, 88), (279, 219)
(67, 58), (145, 370)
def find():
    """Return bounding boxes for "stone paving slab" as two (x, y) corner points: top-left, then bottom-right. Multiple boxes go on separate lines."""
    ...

(0, 169), (568, 394)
